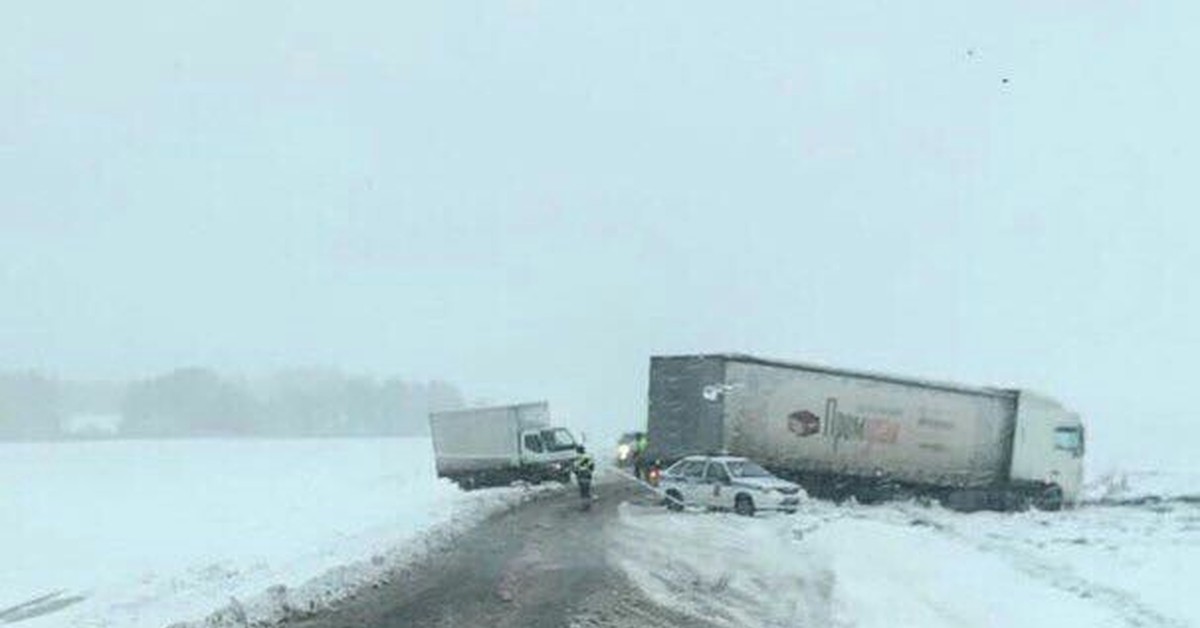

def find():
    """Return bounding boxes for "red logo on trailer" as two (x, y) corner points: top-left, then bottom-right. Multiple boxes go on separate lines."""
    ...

(787, 410), (821, 437)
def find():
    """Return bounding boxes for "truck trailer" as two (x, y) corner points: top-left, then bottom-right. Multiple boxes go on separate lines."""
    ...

(429, 401), (578, 489)
(646, 354), (1085, 511)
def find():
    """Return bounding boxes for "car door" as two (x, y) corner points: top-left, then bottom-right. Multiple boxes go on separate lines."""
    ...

(520, 431), (545, 465)
(702, 461), (733, 509)
(675, 460), (707, 506)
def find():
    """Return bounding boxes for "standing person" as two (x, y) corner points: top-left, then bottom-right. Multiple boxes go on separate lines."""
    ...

(633, 432), (649, 481)
(574, 445), (595, 508)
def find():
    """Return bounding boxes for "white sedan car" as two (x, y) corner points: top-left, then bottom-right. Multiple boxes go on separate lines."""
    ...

(658, 455), (805, 516)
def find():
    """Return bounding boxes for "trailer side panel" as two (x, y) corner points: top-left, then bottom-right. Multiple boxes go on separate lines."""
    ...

(722, 360), (1018, 487)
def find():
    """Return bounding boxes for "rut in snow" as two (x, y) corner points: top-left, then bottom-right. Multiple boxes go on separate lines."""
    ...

(894, 504), (1187, 628)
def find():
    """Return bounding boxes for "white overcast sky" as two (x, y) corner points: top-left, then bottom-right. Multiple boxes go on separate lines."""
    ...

(2, 1), (1197, 466)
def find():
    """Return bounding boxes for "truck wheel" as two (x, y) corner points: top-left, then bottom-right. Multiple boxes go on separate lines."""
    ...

(1034, 485), (1064, 511)
(734, 494), (756, 517)
(1001, 489), (1031, 512)
(665, 490), (684, 512)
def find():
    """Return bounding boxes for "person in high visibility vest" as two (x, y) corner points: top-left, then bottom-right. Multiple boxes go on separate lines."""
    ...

(574, 445), (595, 503)
(632, 432), (649, 480)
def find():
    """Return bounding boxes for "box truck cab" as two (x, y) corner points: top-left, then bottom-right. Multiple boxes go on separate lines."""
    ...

(519, 426), (579, 463)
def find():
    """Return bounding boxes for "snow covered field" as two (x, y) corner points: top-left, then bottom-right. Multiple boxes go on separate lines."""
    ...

(610, 474), (1199, 628)
(0, 438), (541, 628)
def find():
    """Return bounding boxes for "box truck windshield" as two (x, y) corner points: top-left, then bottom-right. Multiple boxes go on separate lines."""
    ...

(541, 428), (577, 452)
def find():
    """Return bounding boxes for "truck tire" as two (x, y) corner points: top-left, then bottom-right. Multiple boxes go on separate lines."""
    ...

(665, 489), (684, 512)
(1034, 484), (1064, 511)
(734, 494), (756, 517)
(1001, 489), (1032, 512)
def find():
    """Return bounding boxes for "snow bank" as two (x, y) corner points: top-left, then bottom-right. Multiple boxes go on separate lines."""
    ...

(895, 499), (1200, 627)
(609, 502), (836, 627)
(1082, 468), (1200, 504)
(0, 438), (551, 628)
(611, 490), (1197, 627)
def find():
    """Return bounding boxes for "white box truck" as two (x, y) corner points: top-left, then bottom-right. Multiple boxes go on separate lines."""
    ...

(429, 401), (578, 489)
(647, 354), (1085, 511)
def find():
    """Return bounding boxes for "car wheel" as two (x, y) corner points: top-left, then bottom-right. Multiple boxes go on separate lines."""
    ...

(734, 494), (755, 517)
(665, 489), (684, 512)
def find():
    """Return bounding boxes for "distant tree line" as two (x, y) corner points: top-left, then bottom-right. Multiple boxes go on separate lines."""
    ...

(0, 367), (465, 441)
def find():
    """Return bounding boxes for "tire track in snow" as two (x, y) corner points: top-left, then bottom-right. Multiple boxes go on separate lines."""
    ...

(894, 506), (1186, 628)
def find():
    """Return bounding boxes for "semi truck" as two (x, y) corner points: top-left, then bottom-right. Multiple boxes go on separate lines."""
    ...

(429, 401), (578, 489)
(646, 354), (1085, 511)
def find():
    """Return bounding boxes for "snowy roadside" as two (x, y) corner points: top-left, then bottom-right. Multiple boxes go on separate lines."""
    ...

(1081, 468), (1200, 505)
(180, 481), (559, 628)
(608, 473), (1197, 628)
(1, 439), (560, 628)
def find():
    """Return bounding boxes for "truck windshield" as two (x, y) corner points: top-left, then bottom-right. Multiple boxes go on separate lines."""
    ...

(725, 460), (772, 478)
(541, 428), (577, 452)
(1054, 426), (1084, 457)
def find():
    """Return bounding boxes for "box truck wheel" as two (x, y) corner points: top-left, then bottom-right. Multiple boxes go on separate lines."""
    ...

(665, 489), (684, 512)
(734, 493), (756, 517)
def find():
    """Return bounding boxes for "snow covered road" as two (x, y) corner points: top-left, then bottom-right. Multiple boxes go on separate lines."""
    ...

(282, 479), (707, 628)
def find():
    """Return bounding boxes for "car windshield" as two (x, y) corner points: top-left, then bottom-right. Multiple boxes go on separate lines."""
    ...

(541, 428), (577, 452)
(667, 459), (706, 478)
(725, 460), (772, 478)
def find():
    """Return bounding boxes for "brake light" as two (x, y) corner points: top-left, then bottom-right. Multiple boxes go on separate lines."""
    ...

(648, 468), (661, 486)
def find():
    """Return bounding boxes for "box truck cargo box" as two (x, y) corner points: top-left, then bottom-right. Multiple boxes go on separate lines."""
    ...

(430, 401), (577, 489)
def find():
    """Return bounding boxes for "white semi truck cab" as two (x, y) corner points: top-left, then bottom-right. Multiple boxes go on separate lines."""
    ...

(1010, 392), (1086, 505)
